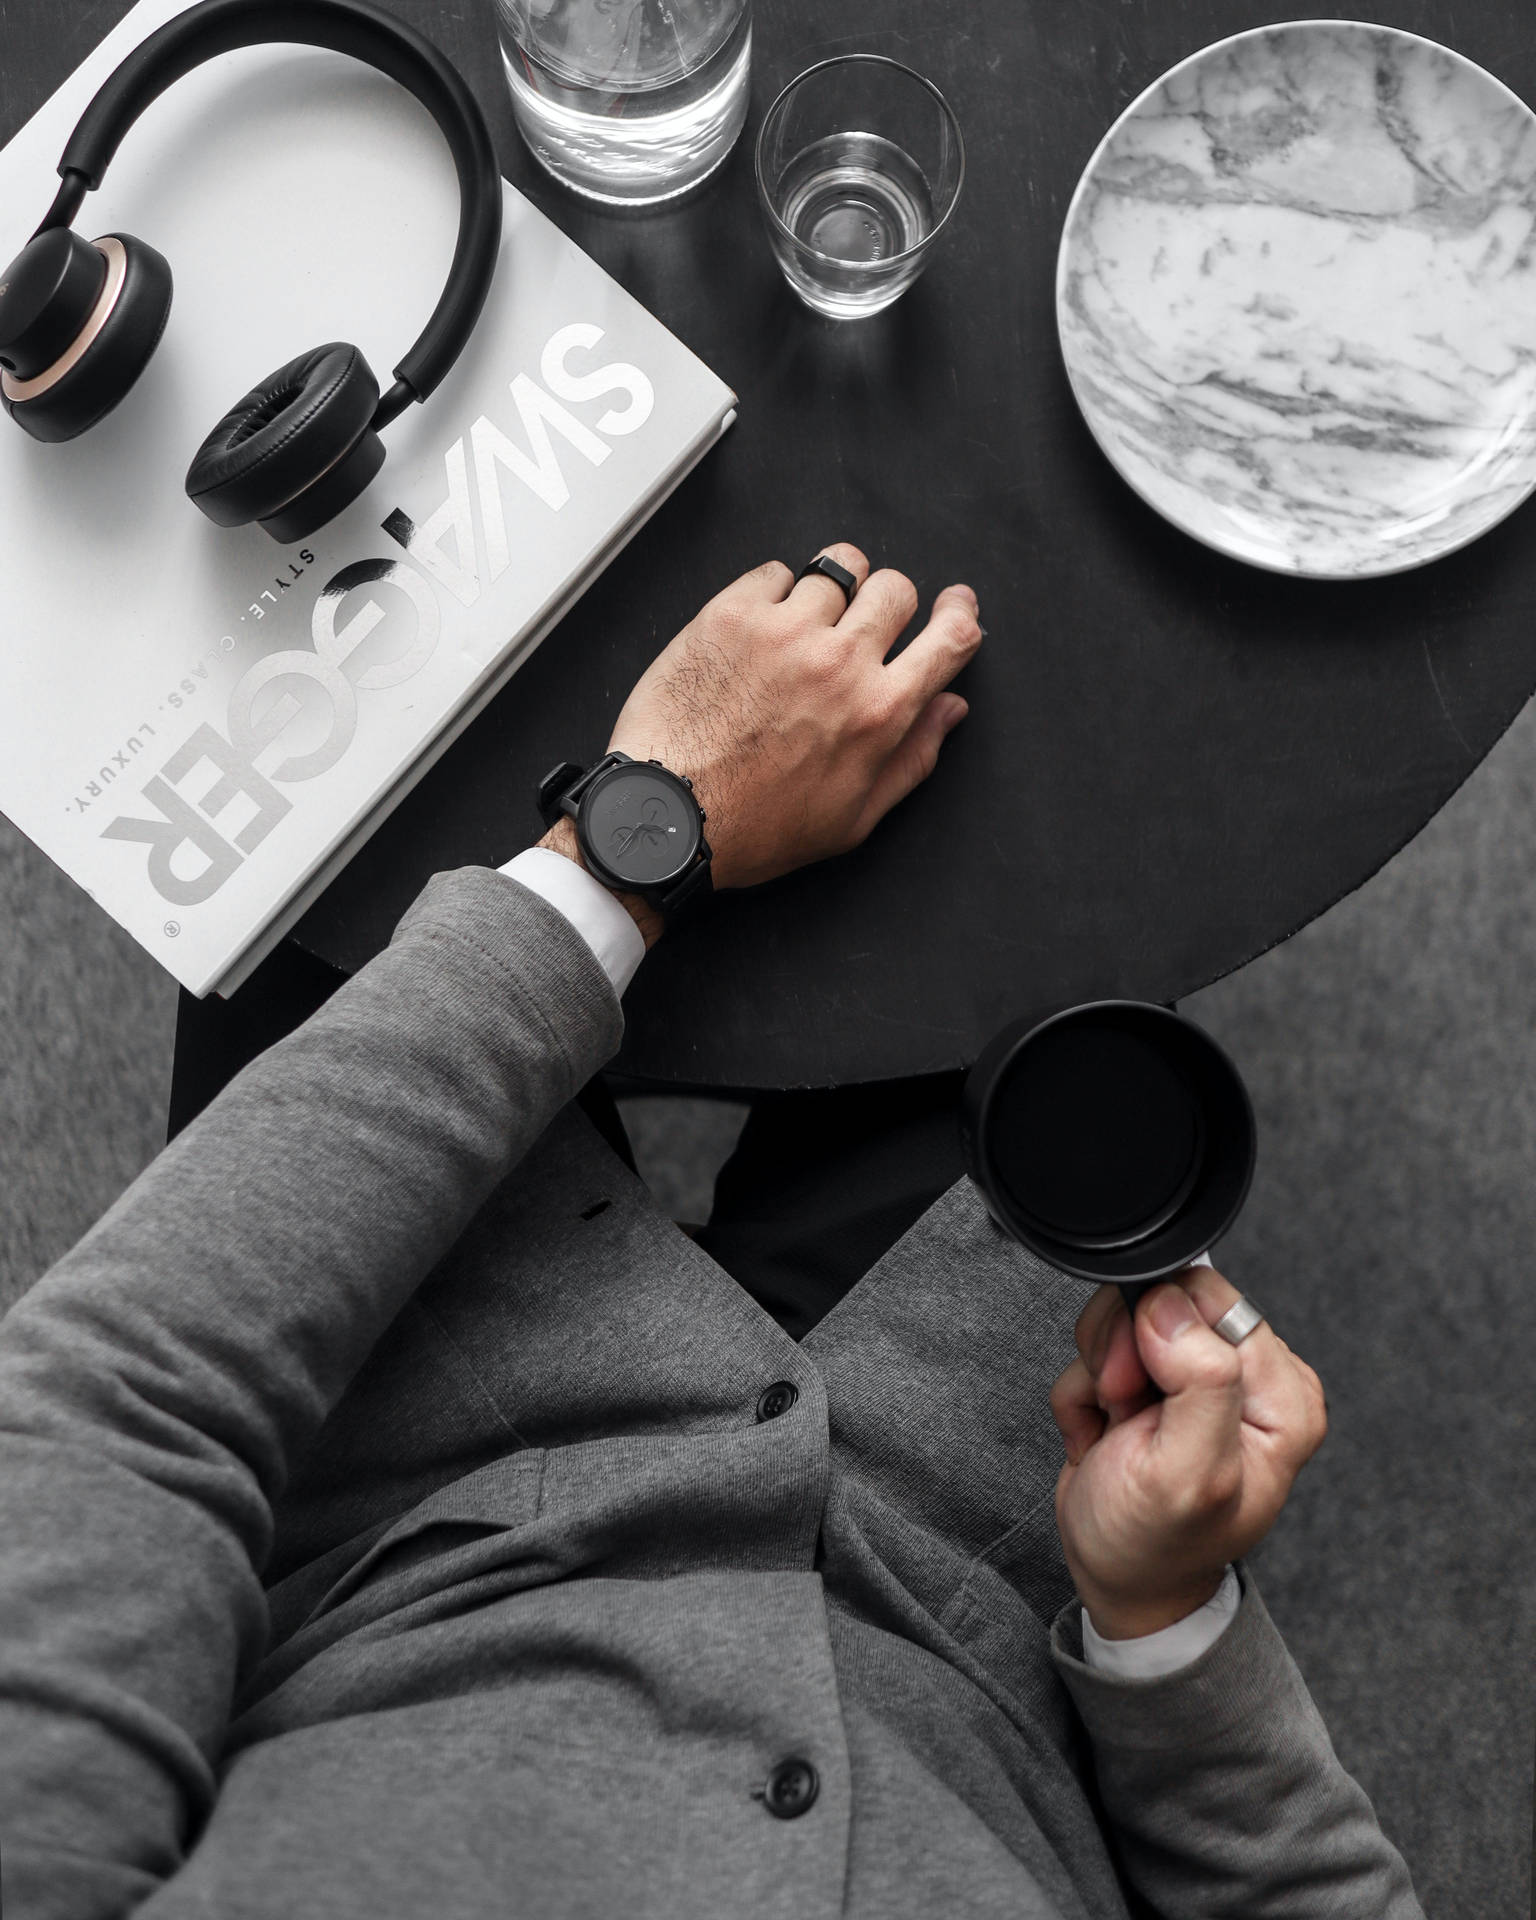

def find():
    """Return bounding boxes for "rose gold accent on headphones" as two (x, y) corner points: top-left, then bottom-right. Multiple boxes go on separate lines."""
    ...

(1, 236), (127, 404)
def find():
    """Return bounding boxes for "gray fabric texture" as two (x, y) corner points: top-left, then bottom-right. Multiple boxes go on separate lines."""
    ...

(0, 867), (1426, 1919)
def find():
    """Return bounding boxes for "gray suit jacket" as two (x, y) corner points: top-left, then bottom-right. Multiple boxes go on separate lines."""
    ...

(0, 869), (1424, 1918)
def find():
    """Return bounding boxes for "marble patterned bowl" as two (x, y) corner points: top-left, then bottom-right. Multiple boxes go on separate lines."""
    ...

(1056, 21), (1536, 577)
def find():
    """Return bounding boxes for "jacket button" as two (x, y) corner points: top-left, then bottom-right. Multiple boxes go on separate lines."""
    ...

(763, 1757), (819, 1819)
(755, 1380), (799, 1423)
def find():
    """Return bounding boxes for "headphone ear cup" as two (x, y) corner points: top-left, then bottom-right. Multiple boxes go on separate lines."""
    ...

(185, 342), (383, 540)
(1, 232), (172, 443)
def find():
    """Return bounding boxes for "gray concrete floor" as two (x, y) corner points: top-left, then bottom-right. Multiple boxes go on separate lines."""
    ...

(3, 697), (1534, 1916)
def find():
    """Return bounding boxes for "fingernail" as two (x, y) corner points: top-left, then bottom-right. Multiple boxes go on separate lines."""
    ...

(976, 624), (987, 640)
(1150, 1286), (1200, 1340)
(944, 696), (968, 728)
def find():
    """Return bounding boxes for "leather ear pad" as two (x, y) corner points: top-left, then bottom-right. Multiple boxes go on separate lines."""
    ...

(186, 343), (379, 528)
(1, 232), (172, 444)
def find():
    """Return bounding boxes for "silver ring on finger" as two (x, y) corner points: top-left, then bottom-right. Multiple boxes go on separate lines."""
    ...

(1213, 1293), (1266, 1346)
(796, 553), (858, 610)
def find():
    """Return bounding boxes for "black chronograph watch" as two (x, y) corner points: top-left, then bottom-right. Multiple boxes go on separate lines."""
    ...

(537, 751), (713, 918)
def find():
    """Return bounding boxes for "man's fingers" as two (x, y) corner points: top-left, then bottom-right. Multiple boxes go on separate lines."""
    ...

(712, 558), (797, 608)
(1074, 1286), (1153, 1411)
(1175, 1264), (1325, 1448)
(1050, 1357), (1108, 1466)
(784, 542), (871, 621)
(1200, 1270), (1329, 1463)
(881, 584), (983, 715)
(1137, 1282), (1246, 1500)
(838, 565), (920, 650)
(857, 691), (967, 831)
(1075, 1286), (1126, 1373)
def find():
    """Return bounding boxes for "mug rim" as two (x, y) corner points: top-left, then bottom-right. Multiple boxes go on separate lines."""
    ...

(967, 999), (1256, 1285)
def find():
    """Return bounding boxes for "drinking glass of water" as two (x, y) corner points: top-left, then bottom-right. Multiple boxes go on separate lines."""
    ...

(493, 0), (752, 204)
(754, 55), (964, 319)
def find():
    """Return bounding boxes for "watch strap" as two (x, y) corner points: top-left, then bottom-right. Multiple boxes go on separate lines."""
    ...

(537, 752), (624, 828)
(657, 833), (713, 917)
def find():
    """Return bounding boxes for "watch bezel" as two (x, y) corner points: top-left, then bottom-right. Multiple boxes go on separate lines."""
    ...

(575, 759), (703, 894)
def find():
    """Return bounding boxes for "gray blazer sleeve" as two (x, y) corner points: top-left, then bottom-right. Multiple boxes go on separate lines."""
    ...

(0, 868), (622, 1920)
(1050, 1563), (1425, 1917)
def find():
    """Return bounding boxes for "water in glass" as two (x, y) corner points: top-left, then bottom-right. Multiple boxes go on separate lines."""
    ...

(770, 131), (935, 317)
(495, 0), (751, 204)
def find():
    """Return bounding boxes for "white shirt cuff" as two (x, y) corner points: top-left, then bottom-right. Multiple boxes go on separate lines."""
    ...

(1081, 1565), (1240, 1680)
(498, 847), (646, 998)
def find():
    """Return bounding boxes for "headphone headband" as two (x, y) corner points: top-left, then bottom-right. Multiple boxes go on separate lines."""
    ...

(35, 0), (501, 429)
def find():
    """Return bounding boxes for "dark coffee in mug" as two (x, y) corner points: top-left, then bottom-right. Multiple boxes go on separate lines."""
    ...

(960, 1001), (1255, 1289)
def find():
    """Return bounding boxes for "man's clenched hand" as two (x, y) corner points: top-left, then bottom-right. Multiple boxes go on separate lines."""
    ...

(1050, 1265), (1329, 1641)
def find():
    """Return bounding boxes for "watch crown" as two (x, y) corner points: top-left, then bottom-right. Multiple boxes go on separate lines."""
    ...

(682, 775), (694, 789)
(698, 810), (706, 823)
(648, 757), (662, 767)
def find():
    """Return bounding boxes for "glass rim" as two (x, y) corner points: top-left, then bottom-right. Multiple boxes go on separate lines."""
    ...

(753, 53), (967, 271)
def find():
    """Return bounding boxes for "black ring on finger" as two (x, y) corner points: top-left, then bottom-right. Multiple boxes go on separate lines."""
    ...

(796, 554), (858, 610)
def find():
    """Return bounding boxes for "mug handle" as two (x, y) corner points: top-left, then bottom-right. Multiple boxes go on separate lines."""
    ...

(1119, 1250), (1214, 1320)
(1118, 1280), (1155, 1317)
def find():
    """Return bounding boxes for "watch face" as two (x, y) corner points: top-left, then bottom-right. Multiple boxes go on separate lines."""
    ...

(582, 766), (700, 888)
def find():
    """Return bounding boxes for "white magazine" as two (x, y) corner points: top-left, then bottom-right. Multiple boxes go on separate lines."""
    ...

(0, 0), (736, 994)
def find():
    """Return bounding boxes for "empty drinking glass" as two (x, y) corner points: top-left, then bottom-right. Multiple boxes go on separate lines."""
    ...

(493, 0), (752, 204)
(755, 55), (964, 318)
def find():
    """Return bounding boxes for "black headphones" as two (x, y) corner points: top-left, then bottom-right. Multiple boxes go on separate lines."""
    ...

(0, 0), (502, 541)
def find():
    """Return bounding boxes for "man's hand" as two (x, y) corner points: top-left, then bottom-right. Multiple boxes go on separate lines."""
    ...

(600, 544), (982, 891)
(1049, 1265), (1329, 1640)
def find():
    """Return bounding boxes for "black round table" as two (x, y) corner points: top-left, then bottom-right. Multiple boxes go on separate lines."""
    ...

(14, 0), (1536, 1093)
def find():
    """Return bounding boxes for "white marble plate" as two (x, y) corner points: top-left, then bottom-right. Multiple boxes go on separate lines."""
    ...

(1056, 21), (1536, 577)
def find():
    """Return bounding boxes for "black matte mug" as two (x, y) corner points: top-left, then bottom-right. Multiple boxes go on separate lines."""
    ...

(959, 1000), (1256, 1312)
